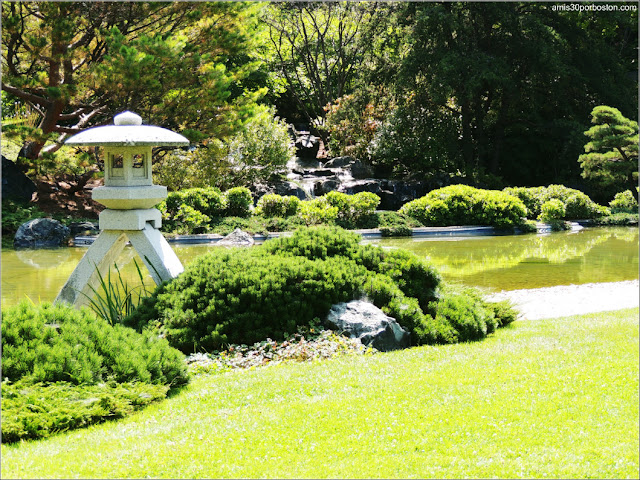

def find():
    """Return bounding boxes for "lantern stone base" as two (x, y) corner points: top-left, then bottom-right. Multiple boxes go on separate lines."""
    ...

(99, 208), (162, 230)
(92, 185), (167, 210)
(55, 223), (184, 307)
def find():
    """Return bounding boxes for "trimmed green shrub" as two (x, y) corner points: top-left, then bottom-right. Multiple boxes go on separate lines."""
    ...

(1, 301), (188, 387)
(504, 185), (609, 220)
(159, 187), (226, 232)
(609, 190), (638, 213)
(325, 191), (380, 228)
(262, 226), (361, 260)
(298, 197), (339, 225)
(256, 194), (301, 217)
(223, 187), (253, 217)
(399, 185), (527, 229)
(539, 199), (566, 223)
(1, 380), (168, 444)
(260, 227), (442, 316)
(125, 251), (369, 353)
(125, 226), (517, 354)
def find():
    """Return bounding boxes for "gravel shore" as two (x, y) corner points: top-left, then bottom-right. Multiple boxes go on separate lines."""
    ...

(486, 280), (639, 320)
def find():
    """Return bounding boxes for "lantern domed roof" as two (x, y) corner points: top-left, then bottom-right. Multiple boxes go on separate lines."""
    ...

(65, 111), (189, 147)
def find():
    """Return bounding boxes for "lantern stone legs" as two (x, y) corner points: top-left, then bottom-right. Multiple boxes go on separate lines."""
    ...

(55, 208), (184, 307)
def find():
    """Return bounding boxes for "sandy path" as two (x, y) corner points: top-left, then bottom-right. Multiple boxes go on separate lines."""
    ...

(486, 280), (639, 320)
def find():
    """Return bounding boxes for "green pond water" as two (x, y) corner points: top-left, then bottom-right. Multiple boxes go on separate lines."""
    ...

(1, 227), (638, 307)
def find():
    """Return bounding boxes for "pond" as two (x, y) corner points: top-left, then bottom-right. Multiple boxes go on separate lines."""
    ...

(1, 227), (637, 307)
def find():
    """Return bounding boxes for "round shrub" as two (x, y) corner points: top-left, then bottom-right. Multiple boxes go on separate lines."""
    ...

(256, 194), (301, 217)
(504, 184), (608, 220)
(609, 190), (638, 214)
(1, 301), (188, 387)
(539, 199), (566, 223)
(125, 250), (370, 353)
(263, 227), (441, 313)
(298, 197), (339, 225)
(325, 191), (380, 227)
(223, 187), (253, 217)
(399, 185), (527, 229)
(262, 226), (361, 260)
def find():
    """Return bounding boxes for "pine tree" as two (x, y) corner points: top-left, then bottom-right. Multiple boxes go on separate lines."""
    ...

(579, 106), (639, 201)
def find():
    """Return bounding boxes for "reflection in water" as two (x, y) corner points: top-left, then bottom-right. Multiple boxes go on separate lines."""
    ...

(1, 227), (638, 307)
(16, 248), (71, 269)
(367, 227), (638, 291)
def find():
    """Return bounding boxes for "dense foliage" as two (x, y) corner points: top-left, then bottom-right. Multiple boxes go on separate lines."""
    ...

(399, 185), (527, 229)
(1, 301), (188, 387)
(609, 190), (638, 214)
(579, 106), (639, 201)
(1, 380), (168, 444)
(3, 2), (636, 198)
(125, 227), (516, 354)
(503, 184), (610, 219)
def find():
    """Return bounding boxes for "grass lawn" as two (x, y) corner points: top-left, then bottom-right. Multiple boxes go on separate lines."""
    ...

(2, 308), (638, 479)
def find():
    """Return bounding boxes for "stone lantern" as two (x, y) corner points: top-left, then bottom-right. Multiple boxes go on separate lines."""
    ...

(55, 111), (189, 306)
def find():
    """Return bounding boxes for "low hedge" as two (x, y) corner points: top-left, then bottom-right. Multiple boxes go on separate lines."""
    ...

(503, 185), (609, 220)
(399, 185), (527, 229)
(1, 380), (168, 444)
(1, 301), (188, 387)
(125, 227), (516, 353)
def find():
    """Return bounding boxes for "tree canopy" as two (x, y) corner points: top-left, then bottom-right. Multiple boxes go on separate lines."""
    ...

(579, 106), (638, 200)
(1, 1), (637, 198)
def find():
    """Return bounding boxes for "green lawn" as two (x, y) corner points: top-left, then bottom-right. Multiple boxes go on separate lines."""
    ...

(2, 308), (638, 479)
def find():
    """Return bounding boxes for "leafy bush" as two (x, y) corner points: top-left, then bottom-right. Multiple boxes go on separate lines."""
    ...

(298, 197), (339, 226)
(609, 190), (638, 213)
(323, 85), (392, 161)
(325, 191), (380, 227)
(1, 301), (188, 387)
(504, 185), (609, 220)
(154, 108), (294, 191)
(159, 187), (225, 232)
(223, 187), (253, 217)
(399, 185), (527, 229)
(1, 380), (168, 444)
(538, 199), (566, 223)
(256, 194), (301, 217)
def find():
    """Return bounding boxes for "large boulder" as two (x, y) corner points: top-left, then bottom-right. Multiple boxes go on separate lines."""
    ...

(2, 155), (36, 203)
(14, 218), (71, 249)
(325, 300), (410, 352)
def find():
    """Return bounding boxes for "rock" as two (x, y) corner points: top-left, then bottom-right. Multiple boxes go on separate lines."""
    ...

(68, 221), (99, 237)
(314, 178), (341, 196)
(305, 168), (335, 177)
(14, 218), (71, 249)
(217, 228), (254, 247)
(325, 300), (410, 352)
(2, 155), (36, 203)
(350, 159), (374, 179)
(252, 181), (308, 201)
(377, 180), (431, 211)
(323, 156), (355, 168)
(338, 179), (383, 195)
(294, 134), (320, 160)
